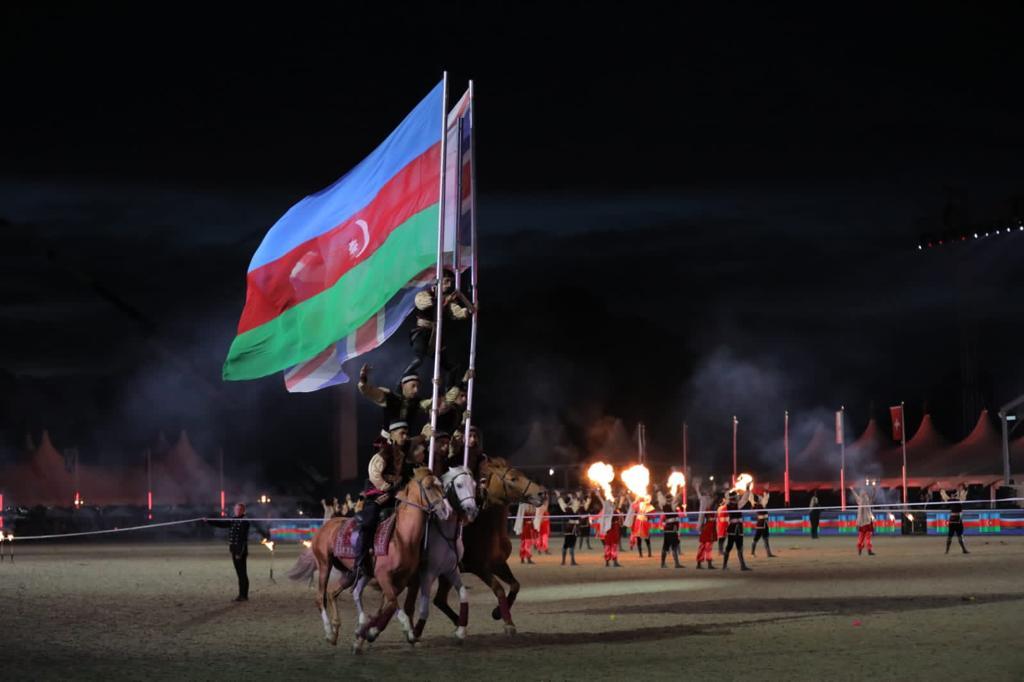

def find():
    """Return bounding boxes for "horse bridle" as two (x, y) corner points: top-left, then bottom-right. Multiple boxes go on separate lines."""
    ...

(444, 469), (477, 513)
(484, 463), (541, 505)
(397, 477), (447, 517)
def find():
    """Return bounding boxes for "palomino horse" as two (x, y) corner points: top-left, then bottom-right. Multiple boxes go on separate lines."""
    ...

(433, 456), (546, 635)
(401, 465), (479, 643)
(288, 467), (449, 651)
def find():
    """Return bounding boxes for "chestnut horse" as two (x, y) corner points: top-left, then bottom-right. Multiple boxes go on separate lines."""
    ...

(289, 467), (449, 652)
(432, 456), (546, 634)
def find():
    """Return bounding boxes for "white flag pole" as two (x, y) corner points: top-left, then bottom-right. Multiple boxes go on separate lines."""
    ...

(900, 401), (907, 506)
(428, 72), (449, 473)
(462, 79), (479, 469)
(839, 406), (846, 511)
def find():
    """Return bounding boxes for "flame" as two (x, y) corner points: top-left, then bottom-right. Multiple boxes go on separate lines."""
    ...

(260, 538), (275, 552)
(621, 464), (651, 501)
(302, 540), (312, 548)
(587, 462), (615, 499)
(906, 513), (915, 522)
(667, 472), (686, 497)
(731, 473), (754, 493)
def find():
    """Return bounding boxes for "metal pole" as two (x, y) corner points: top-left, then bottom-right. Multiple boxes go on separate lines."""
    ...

(146, 448), (153, 520)
(784, 410), (790, 507)
(997, 393), (1024, 485)
(682, 421), (688, 510)
(428, 71), (450, 472)
(1001, 411), (1011, 486)
(732, 416), (738, 487)
(839, 407), (846, 511)
(219, 448), (225, 517)
(461, 80), (479, 468)
(900, 401), (908, 505)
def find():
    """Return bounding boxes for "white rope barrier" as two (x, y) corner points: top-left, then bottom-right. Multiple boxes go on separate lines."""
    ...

(2, 497), (1023, 542)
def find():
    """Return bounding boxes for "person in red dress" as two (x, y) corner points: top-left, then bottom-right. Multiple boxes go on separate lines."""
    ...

(515, 502), (537, 564)
(630, 496), (653, 559)
(536, 500), (552, 555)
(601, 491), (624, 567)
(693, 477), (717, 569)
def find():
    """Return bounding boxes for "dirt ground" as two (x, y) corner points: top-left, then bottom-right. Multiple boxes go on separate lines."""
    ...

(1, 534), (1022, 681)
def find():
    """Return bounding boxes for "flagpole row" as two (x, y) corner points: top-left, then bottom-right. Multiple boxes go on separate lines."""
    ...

(428, 72), (449, 472)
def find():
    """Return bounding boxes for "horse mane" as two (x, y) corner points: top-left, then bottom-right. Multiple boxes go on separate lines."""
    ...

(441, 465), (470, 486)
(483, 455), (509, 470)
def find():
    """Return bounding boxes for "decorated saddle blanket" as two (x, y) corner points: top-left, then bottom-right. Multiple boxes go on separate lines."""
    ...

(334, 514), (396, 559)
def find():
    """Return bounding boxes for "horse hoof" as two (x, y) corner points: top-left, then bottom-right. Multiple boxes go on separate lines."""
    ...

(454, 626), (466, 642)
(352, 639), (365, 654)
(490, 607), (502, 620)
(504, 624), (517, 636)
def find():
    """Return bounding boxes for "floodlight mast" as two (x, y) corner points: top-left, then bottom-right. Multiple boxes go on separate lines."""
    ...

(998, 393), (1024, 485)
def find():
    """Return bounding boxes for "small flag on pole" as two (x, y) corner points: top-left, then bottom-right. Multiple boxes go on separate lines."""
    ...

(835, 410), (844, 445)
(890, 404), (904, 442)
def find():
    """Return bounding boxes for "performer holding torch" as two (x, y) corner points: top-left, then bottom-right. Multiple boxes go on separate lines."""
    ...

(722, 480), (752, 571)
(850, 483), (877, 556)
(206, 503), (271, 602)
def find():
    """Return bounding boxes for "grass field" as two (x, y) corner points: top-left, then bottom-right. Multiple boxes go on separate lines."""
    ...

(2, 534), (1022, 681)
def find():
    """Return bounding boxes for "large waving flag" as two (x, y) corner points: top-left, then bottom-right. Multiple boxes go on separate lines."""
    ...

(283, 89), (474, 392)
(223, 82), (446, 381)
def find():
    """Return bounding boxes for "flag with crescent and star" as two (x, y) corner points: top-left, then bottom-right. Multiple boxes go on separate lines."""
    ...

(223, 81), (463, 382)
(282, 89), (474, 392)
(890, 404), (904, 442)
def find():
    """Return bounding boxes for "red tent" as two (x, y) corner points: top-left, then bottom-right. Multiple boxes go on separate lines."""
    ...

(154, 430), (218, 507)
(946, 410), (1004, 477)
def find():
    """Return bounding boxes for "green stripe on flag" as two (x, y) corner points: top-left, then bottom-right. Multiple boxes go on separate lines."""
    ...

(223, 205), (439, 381)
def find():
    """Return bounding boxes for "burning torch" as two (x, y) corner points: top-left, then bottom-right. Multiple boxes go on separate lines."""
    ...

(261, 537), (276, 583)
(587, 462), (615, 501)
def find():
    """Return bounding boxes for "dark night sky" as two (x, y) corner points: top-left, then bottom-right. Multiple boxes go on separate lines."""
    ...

(1, 4), (1023, 487)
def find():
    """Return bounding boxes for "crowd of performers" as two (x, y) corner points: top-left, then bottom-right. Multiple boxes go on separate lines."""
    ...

(503, 478), (974, 570)
(340, 269), (481, 581)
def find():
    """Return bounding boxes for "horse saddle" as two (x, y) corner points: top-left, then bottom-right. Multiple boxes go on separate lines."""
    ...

(334, 513), (396, 560)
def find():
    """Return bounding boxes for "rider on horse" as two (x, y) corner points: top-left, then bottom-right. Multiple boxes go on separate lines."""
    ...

(354, 420), (419, 582)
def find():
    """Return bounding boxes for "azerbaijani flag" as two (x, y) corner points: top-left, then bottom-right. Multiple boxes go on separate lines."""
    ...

(282, 89), (473, 393)
(223, 81), (445, 381)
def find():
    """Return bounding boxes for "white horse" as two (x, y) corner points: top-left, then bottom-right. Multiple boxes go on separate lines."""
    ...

(405, 465), (479, 644)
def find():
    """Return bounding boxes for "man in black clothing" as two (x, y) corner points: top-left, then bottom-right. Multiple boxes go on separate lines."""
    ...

(357, 364), (428, 433)
(207, 503), (271, 602)
(660, 498), (683, 568)
(809, 491), (821, 539)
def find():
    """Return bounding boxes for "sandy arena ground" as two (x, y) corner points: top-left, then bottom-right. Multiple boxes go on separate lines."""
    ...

(1, 534), (1022, 681)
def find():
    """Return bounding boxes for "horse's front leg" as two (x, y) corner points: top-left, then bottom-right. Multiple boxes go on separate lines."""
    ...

(362, 573), (399, 646)
(494, 560), (521, 612)
(413, 570), (435, 641)
(432, 573), (460, 626)
(396, 579), (419, 645)
(447, 568), (469, 642)
(479, 568), (516, 635)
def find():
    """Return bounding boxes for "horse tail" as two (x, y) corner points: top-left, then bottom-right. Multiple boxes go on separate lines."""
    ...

(287, 548), (317, 582)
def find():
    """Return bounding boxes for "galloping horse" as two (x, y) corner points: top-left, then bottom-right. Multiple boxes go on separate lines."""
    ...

(433, 456), (546, 635)
(401, 465), (479, 643)
(288, 467), (449, 651)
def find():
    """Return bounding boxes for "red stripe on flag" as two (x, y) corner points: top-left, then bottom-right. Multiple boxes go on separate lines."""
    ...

(353, 314), (379, 355)
(237, 143), (440, 334)
(285, 345), (335, 387)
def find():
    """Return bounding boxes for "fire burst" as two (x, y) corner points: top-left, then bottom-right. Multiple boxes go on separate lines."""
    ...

(667, 472), (686, 498)
(587, 462), (615, 500)
(621, 464), (651, 501)
(731, 473), (754, 493)
(302, 540), (312, 548)
(260, 538), (275, 552)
